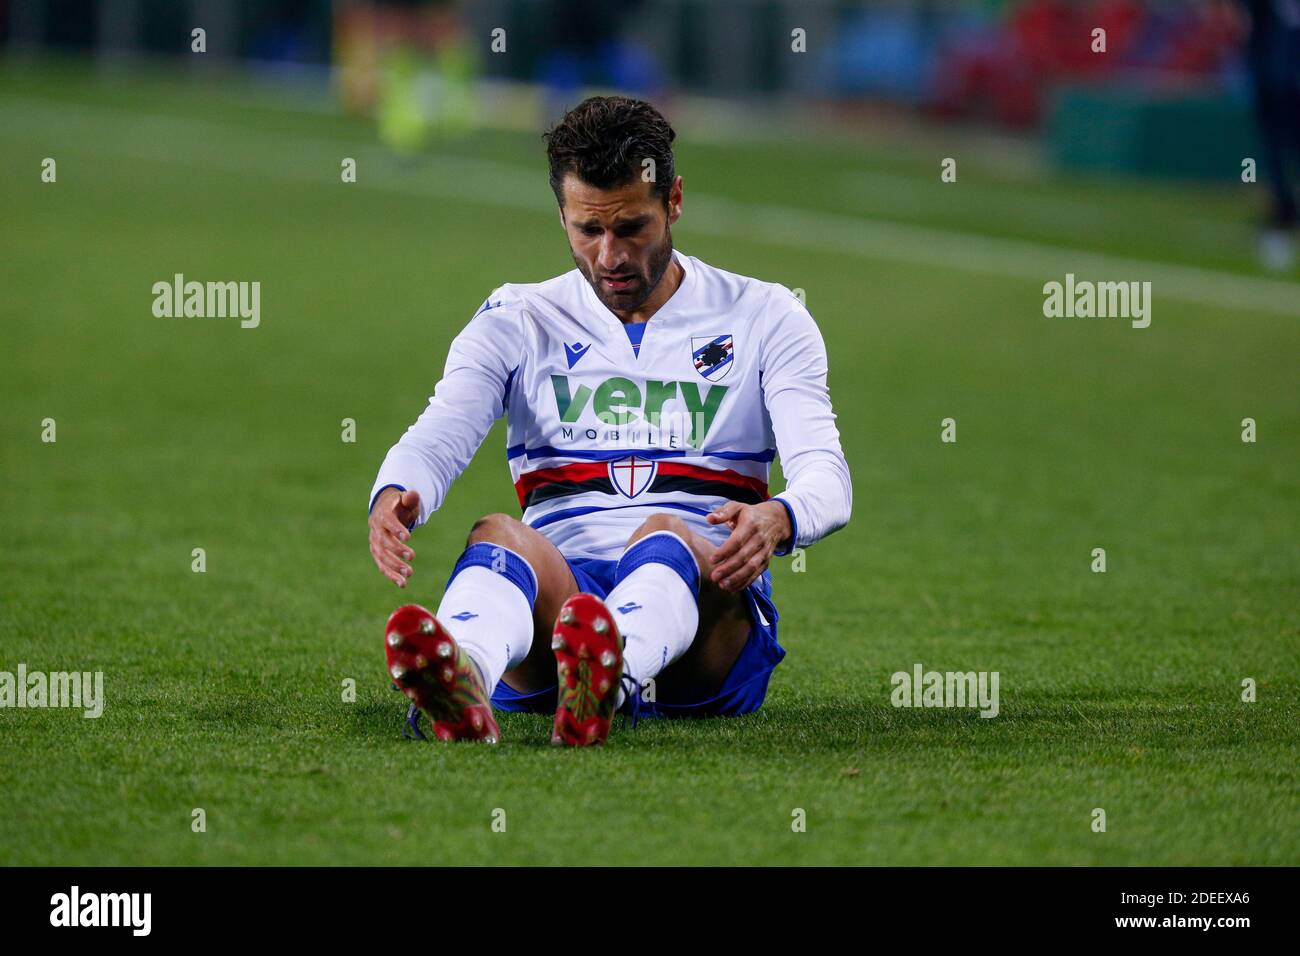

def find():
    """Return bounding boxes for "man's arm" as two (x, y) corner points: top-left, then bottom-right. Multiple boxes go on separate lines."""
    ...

(759, 296), (852, 551)
(367, 293), (524, 587)
(708, 292), (852, 591)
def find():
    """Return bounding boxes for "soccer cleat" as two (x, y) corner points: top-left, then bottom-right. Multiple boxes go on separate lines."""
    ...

(384, 604), (499, 744)
(551, 593), (624, 747)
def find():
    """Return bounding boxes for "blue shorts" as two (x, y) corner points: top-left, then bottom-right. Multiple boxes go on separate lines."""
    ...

(491, 556), (785, 718)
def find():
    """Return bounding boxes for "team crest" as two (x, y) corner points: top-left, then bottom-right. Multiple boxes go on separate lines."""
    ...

(609, 455), (658, 499)
(691, 334), (734, 382)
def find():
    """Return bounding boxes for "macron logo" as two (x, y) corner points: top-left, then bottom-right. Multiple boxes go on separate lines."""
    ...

(50, 886), (151, 936)
(564, 341), (591, 369)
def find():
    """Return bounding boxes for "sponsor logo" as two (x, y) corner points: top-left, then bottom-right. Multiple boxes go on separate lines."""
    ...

(550, 375), (728, 448)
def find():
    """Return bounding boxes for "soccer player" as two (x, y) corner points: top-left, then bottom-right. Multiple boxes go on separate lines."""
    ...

(368, 96), (851, 746)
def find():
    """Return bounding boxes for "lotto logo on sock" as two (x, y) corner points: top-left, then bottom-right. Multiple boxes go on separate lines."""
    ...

(616, 602), (643, 614)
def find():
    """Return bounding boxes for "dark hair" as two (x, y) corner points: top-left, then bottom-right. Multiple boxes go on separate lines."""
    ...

(544, 96), (676, 208)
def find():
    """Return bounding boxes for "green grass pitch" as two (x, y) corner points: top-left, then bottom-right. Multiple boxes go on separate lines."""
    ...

(1, 63), (1296, 865)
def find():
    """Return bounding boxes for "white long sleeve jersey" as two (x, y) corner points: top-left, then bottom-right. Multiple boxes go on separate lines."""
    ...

(370, 250), (852, 561)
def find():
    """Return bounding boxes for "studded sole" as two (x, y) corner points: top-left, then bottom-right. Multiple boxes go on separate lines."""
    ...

(551, 593), (623, 747)
(384, 604), (500, 743)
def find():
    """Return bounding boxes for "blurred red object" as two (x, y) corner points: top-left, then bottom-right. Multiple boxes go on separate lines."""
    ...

(929, 0), (1240, 129)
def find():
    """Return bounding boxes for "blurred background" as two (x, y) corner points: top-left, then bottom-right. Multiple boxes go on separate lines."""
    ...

(3, 0), (1299, 268)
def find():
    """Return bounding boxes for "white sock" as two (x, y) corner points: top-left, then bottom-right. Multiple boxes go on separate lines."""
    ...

(435, 543), (537, 694)
(604, 531), (700, 708)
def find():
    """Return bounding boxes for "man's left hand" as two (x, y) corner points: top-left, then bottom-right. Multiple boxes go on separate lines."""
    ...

(706, 500), (792, 594)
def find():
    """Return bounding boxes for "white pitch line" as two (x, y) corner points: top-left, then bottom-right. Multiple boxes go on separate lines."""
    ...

(685, 196), (1300, 317)
(2, 93), (1296, 316)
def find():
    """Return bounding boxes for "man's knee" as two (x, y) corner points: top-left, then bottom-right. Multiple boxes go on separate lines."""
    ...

(628, 512), (694, 547)
(627, 514), (717, 581)
(466, 512), (526, 548)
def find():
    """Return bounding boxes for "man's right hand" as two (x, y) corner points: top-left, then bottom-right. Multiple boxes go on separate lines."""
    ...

(368, 488), (421, 588)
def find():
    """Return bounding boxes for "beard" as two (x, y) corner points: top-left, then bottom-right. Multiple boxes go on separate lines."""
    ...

(574, 226), (674, 313)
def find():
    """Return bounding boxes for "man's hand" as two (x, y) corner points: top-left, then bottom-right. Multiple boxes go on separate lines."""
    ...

(369, 488), (421, 588)
(706, 500), (792, 594)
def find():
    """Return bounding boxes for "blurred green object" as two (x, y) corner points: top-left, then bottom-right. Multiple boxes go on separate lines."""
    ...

(433, 40), (480, 141)
(377, 40), (479, 155)
(377, 48), (428, 154)
(1048, 86), (1255, 180)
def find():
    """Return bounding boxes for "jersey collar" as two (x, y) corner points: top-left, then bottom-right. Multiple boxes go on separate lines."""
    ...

(575, 248), (693, 335)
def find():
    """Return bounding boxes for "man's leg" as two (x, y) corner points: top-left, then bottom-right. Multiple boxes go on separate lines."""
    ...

(450, 512), (750, 706)
(386, 513), (577, 742)
(549, 512), (754, 745)
(603, 513), (752, 707)
(438, 513), (579, 695)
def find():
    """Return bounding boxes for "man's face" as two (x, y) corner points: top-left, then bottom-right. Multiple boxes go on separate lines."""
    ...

(560, 173), (682, 314)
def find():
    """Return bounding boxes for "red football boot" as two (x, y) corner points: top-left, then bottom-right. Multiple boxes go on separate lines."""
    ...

(551, 593), (625, 746)
(384, 604), (500, 743)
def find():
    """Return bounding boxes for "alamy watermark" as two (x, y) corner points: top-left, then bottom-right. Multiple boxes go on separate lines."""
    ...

(50, 886), (150, 936)
(1, 664), (104, 718)
(152, 273), (260, 328)
(1043, 273), (1151, 329)
(891, 663), (999, 718)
